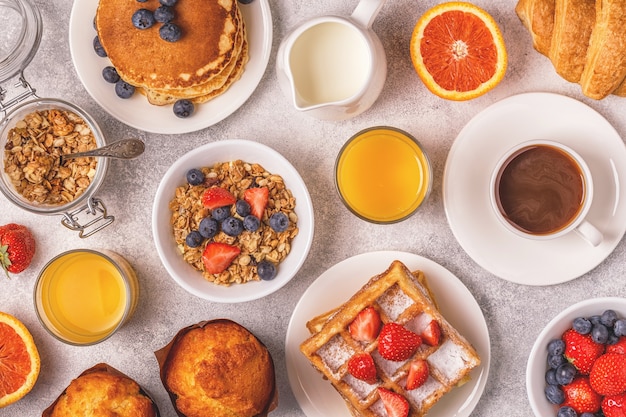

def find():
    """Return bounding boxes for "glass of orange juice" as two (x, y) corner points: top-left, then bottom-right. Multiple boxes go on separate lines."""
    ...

(34, 249), (139, 345)
(335, 126), (432, 223)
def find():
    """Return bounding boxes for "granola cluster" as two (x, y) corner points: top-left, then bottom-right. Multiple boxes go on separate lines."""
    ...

(3, 109), (98, 205)
(169, 160), (299, 285)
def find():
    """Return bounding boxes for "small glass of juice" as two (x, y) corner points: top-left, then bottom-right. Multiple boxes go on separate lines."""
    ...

(34, 249), (139, 346)
(335, 126), (432, 223)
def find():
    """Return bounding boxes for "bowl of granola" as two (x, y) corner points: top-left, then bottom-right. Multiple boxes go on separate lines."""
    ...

(0, 98), (115, 236)
(152, 139), (314, 303)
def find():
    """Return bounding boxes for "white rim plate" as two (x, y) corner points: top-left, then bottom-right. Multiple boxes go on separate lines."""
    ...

(526, 297), (626, 417)
(443, 92), (626, 285)
(285, 251), (490, 417)
(69, 0), (272, 134)
(151, 139), (314, 303)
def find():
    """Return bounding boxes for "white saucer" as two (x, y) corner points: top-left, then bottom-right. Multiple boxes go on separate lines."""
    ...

(69, 0), (272, 134)
(443, 92), (626, 285)
(285, 251), (490, 417)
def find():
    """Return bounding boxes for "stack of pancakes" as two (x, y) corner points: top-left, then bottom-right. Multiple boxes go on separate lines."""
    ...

(515, 0), (626, 99)
(95, 0), (248, 105)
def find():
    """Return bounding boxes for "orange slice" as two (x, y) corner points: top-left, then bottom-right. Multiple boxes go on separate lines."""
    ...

(0, 311), (40, 408)
(410, 2), (508, 100)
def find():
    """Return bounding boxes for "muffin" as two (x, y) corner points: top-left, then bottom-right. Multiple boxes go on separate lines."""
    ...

(156, 319), (277, 417)
(42, 363), (158, 417)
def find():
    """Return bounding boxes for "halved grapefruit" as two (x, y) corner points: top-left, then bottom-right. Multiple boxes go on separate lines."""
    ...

(0, 311), (40, 408)
(410, 2), (508, 100)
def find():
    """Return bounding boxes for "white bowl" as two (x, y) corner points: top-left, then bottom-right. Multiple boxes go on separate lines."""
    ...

(152, 139), (314, 303)
(526, 297), (626, 416)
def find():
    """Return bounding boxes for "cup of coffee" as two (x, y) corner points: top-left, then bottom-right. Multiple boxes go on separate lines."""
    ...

(490, 140), (602, 246)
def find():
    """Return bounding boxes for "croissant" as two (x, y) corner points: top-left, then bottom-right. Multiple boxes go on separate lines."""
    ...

(516, 0), (626, 99)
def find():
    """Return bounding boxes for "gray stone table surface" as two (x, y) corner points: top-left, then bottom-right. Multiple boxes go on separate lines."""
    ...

(2, 0), (626, 416)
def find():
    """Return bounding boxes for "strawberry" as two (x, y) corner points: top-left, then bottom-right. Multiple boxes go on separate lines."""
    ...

(603, 393), (626, 417)
(421, 320), (441, 346)
(377, 388), (409, 417)
(201, 242), (241, 274)
(563, 329), (605, 374)
(406, 359), (429, 390)
(201, 187), (236, 210)
(378, 323), (422, 361)
(243, 187), (269, 219)
(590, 353), (626, 396)
(349, 306), (382, 343)
(607, 337), (626, 355)
(347, 353), (377, 384)
(562, 376), (602, 414)
(0, 224), (35, 277)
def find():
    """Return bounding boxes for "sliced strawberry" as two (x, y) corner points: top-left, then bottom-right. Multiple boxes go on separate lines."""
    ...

(563, 329), (605, 375)
(378, 323), (422, 361)
(377, 387), (409, 417)
(349, 306), (382, 343)
(406, 359), (429, 390)
(201, 187), (236, 210)
(243, 187), (269, 219)
(421, 320), (441, 346)
(563, 377), (602, 414)
(347, 353), (377, 384)
(201, 242), (241, 274)
(590, 353), (626, 396)
(603, 393), (626, 417)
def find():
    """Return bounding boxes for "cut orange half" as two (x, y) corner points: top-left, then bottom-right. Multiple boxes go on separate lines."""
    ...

(410, 2), (508, 101)
(0, 311), (40, 408)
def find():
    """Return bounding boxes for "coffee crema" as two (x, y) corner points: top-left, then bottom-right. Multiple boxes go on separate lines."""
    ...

(496, 144), (585, 235)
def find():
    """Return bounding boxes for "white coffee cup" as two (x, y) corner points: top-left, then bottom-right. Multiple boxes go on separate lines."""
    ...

(490, 140), (602, 247)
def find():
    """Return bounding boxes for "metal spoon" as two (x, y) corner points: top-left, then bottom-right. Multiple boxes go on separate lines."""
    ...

(59, 138), (145, 165)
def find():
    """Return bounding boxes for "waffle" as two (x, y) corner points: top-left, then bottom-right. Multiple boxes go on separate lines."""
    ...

(300, 260), (480, 417)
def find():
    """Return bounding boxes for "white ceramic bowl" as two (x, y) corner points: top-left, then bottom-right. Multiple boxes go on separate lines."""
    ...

(152, 139), (314, 303)
(526, 297), (626, 416)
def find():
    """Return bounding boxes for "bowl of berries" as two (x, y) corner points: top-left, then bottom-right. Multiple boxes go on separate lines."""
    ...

(527, 297), (626, 417)
(152, 139), (314, 303)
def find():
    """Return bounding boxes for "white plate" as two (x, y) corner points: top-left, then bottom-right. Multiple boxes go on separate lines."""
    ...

(285, 251), (490, 417)
(69, 0), (272, 134)
(443, 92), (626, 285)
(526, 297), (626, 417)
(152, 139), (314, 303)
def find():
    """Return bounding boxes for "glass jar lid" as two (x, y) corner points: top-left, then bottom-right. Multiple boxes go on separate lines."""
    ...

(0, 0), (42, 84)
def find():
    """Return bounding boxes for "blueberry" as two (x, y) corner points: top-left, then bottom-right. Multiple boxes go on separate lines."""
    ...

(547, 339), (566, 356)
(185, 230), (203, 248)
(580, 414), (596, 417)
(545, 369), (558, 386)
(269, 212), (289, 232)
(589, 315), (602, 326)
(573, 317), (592, 334)
(591, 323), (609, 344)
(173, 99), (194, 118)
(236, 200), (251, 217)
(615, 319), (626, 337)
(160, 0), (178, 6)
(555, 363), (576, 386)
(198, 217), (218, 239)
(115, 80), (135, 99)
(102, 66), (120, 83)
(544, 384), (565, 405)
(557, 406), (576, 417)
(257, 260), (277, 280)
(132, 9), (155, 30)
(154, 5), (175, 23)
(548, 353), (566, 369)
(602, 309), (619, 327)
(93, 36), (107, 57)
(212, 206), (230, 222)
(222, 217), (243, 237)
(160, 22), (182, 42)
(186, 168), (204, 185)
(243, 214), (260, 232)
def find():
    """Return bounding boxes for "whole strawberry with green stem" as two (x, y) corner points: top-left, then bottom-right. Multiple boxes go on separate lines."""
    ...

(0, 223), (36, 277)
